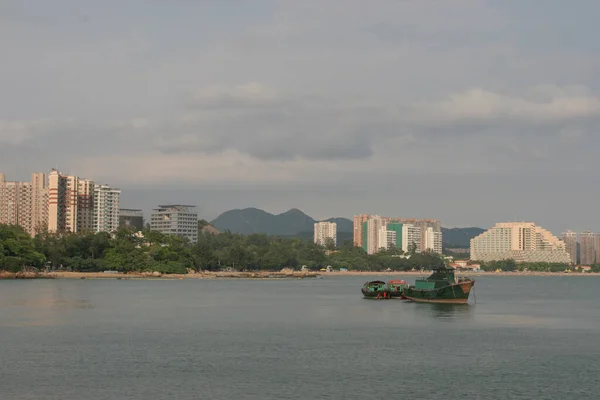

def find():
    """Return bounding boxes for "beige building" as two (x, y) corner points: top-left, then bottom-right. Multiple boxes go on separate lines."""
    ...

(353, 214), (370, 247)
(48, 170), (97, 233)
(470, 222), (571, 263)
(579, 231), (595, 265)
(0, 172), (48, 236)
(365, 215), (388, 254)
(314, 221), (337, 247)
(561, 230), (578, 264)
(93, 184), (121, 233)
(595, 234), (600, 265)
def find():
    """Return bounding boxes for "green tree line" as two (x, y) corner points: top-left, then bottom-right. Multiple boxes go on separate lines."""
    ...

(476, 259), (599, 272)
(0, 224), (445, 274)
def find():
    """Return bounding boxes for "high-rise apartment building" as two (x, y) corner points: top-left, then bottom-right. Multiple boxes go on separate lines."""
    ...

(579, 231), (595, 265)
(561, 230), (578, 264)
(77, 178), (95, 232)
(377, 226), (396, 250)
(595, 234), (600, 265)
(314, 221), (337, 247)
(353, 214), (370, 247)
(423, 227), (443, 254)
(119, 209), (144, 231)
(0, 172), (48, 236)
(48, 170), (101, 233)
(470, 222), (570, 263)
(362, 215), (388, 254)
(31, 172), (48, 234)
(93, 185), (121, 233)
(357, 216), (441, 255)
(401, 224), (422, 253)
(150, 205), (198, 243)
(388, 218), (441, 252)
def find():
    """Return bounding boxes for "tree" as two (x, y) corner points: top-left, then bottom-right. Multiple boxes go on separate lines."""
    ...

(323, 237), (336, 251)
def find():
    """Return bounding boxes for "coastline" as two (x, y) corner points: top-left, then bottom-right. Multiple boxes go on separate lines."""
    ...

(2, 270), (599, 280)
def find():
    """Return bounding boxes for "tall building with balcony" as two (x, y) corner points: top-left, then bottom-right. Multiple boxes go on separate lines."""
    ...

(362, 215), (388, 254)
(470, 222), (570, 263)
(150, 205), (198, 243)
(93, 185), (121, 233)
(48, 169), (98, 233)
(579, 231), (595, 265)
(0, 172), (48, 236)
(314, 221), (337, 247)
(377, 226), (396, 250)
(353, 214), (370, 247)
(423, 227), (443, 254)
(77, 178), (95, 232)
(561, 230), (578, 264)
(401, 224), (422, 253)
(119, 209), (144, 231)
(595, 234), (600, 265)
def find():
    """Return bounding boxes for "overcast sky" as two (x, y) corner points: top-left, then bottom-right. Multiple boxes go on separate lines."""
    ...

(1, 0), (600, 233)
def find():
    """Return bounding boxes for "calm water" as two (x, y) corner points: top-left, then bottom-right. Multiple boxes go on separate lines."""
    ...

(1, 276), (599, 400)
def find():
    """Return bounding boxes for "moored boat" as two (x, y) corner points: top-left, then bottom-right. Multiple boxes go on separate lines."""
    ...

(361, 280), (391, 299)
(402, 267), (474, 304)
(387, 279), (409, 298)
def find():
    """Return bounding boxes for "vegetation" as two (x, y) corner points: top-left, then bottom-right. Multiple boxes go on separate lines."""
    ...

(0, 224), (446, 273)
(476, 259), (600, 273)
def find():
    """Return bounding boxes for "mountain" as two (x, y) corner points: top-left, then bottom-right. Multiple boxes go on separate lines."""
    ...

(211, 208), (483, 247)
(210, 208), (352, 236)
(441, 227), (485, 247)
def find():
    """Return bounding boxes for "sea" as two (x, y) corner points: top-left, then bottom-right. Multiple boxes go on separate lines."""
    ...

(1, 275), (599, 400)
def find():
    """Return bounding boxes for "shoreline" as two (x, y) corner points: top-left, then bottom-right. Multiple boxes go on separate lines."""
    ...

(2, 270), (599, 280)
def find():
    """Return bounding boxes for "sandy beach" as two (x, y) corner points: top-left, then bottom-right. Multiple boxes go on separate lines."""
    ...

(1, 269), (597, 280)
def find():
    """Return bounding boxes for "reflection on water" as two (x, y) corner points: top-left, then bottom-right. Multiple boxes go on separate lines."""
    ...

(414, 302), (474, 321)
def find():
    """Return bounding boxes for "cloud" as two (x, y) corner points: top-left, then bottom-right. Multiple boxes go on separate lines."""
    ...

(410, 85), (600, 127)
(2, 0), (600, 231)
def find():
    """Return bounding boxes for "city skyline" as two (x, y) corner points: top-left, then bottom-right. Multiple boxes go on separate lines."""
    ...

(2, 1), (600, 235)
(7, 167), (600, 239)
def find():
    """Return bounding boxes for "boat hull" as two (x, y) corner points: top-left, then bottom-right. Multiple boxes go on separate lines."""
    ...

(361, 289), (391, 299)
(403, 281), (474, 304)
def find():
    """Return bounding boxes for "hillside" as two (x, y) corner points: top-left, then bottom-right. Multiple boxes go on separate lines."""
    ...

(210, 208), (353, 236)
(441, 227), (485, 247)
(211, 208), (483, 247)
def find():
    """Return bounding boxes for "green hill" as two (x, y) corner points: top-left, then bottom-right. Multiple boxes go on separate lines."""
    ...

(210, 208), (353, 236)
(441, 227), (485, 247)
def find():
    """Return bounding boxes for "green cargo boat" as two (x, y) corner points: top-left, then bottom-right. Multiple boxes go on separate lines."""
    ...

(403, 267), (474, 304)
(361, 280), (391, 299)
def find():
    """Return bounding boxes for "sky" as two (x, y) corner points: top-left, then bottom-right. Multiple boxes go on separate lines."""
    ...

(1, 0), (600, 234)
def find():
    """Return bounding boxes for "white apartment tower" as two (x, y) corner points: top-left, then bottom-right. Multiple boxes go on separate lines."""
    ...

(150, 205), (198, 243)
(314, 221), (337, 247)
(401, 224), (422, 253)
(423, 227), (443, 254)
(378, 226), (396, 251)
(93, 185), (121, 233)
(471, 222), (571, 263)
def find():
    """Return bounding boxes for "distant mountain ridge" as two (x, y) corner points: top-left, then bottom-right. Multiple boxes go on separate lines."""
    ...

(210, 207), (352, 236)
(210, 208), (482, 247)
